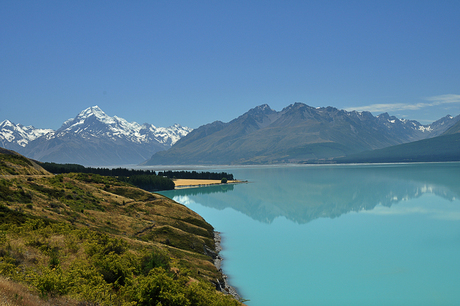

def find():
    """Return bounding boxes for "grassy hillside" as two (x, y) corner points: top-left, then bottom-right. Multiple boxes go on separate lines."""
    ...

(0, 147), (50, 176)
(0, 149), (241, 305)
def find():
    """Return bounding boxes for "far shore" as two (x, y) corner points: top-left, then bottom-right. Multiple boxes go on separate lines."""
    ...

(173, 178), (244, 189)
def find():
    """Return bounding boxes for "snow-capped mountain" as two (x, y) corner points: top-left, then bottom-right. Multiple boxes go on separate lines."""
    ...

(375, 113), (459, 140)
(0, 120), (53, 151)
(47, 106), (191, 146)
(1, 106), (192, 166)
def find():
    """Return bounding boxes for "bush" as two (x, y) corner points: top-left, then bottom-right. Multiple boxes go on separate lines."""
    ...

(34, 266), (69, 297)
(0, 184), (241, 305)
(93, 252), (134, 287)
(129, 268), (189, 306)
(142, 249), (170, 275)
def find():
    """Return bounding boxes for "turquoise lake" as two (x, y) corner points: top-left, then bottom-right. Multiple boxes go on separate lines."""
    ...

(159, 163), (460, 306)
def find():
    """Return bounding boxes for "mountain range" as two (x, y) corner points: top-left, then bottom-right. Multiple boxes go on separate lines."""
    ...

(0, 106), (192, 166)
(2, 103), (459, 166)
(335, 118), (460, 163)
(144, 103), (460, 165)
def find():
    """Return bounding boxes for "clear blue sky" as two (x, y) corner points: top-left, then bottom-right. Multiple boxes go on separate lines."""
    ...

(1, 0), (459, 129)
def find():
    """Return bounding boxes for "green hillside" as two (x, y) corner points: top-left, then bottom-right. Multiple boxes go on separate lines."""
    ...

(0, 149), (241, 305)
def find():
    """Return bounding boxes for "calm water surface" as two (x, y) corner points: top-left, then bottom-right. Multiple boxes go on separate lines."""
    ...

(159, 163), (460, 306)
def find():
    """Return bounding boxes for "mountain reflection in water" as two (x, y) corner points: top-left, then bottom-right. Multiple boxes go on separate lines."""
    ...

(160, 163), (460, 224)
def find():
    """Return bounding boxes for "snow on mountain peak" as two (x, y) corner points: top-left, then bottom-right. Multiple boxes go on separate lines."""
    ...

(79, 105), (105, 118)
(76, 105), (114, 123)
(0, 120), (53, 147)
(1, 120), (14, 128)
(51, 106), (193, 146)
(60, 106), (122, 134)
(1, 107), (192, 165)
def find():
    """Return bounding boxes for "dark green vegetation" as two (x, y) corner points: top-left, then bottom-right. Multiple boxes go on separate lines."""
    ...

(39, 162), (175, 191)
(0, 150), (241, 305)
(334, 129), (460, 164)
(145, 103), (460, 165)
(158, 171), (234, 181)
(39, 162), (236, 191)
(39, 162), (157, 176)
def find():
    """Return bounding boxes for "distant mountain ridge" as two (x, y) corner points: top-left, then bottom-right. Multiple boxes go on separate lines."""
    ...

(145, 103), (460, 165)
(0, 106), (192, 166)
(334, 118), (460, 163)
(3, 103), (459, 166)
(442, 118), (460, 135)
(0, 120), (53, 151)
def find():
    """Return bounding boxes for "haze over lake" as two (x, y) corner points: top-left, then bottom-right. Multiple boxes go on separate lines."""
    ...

(159, 163), (460, 306)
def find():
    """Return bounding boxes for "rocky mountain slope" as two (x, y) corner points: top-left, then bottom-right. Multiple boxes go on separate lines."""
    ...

(334, 119), (460, 163)
(442, 117), (460, 135)
(145, 103), (460, 165)
(1, 106), (192, 166)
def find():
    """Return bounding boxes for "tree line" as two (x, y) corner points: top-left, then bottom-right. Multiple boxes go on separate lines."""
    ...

(39, 162), (157, 177)
(38, 162), (173, 191)
(39, 162), (234, 191)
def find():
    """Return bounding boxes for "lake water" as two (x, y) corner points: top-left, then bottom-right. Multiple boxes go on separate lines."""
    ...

(159, 163), (460, 306)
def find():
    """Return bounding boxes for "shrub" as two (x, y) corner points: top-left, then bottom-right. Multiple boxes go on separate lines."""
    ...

(33, 266), (69, 297)
(141, 249), (170, 275)
(129, 268), (189, 306)
(93, 252), (134, 287)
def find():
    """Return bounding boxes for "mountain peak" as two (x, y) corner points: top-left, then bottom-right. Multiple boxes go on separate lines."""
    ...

(0, 119), (11, 124)
(247, 104), (274, 114)
(0, 120), (53, 148)
(281, 102), (311, 112)
(0, 119), (15, 128)
(254, 104), (271, 111)
(60, 106), (116, 132)
(377, 112), (390, 119)
(76, 105), (107, 120)
(58, 106), (193, 146)
(1, 106), (192, 165)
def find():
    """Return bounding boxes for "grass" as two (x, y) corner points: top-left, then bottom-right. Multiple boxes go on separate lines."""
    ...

(0, 151), (242, 305)
(0, 275), (82, 306)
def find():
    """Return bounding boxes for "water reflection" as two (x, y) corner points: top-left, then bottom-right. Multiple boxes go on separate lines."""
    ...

(160, 163), (460, 224)
(174, 184), (234, 196)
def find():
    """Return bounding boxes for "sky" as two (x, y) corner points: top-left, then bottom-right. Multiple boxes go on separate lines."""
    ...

(1, 0), (460, 130)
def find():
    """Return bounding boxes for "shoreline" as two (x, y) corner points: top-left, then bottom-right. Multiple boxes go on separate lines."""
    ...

(174, 179), (246, 189)
(212, 231), (243, 302)
(169, 178), (245, 301)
